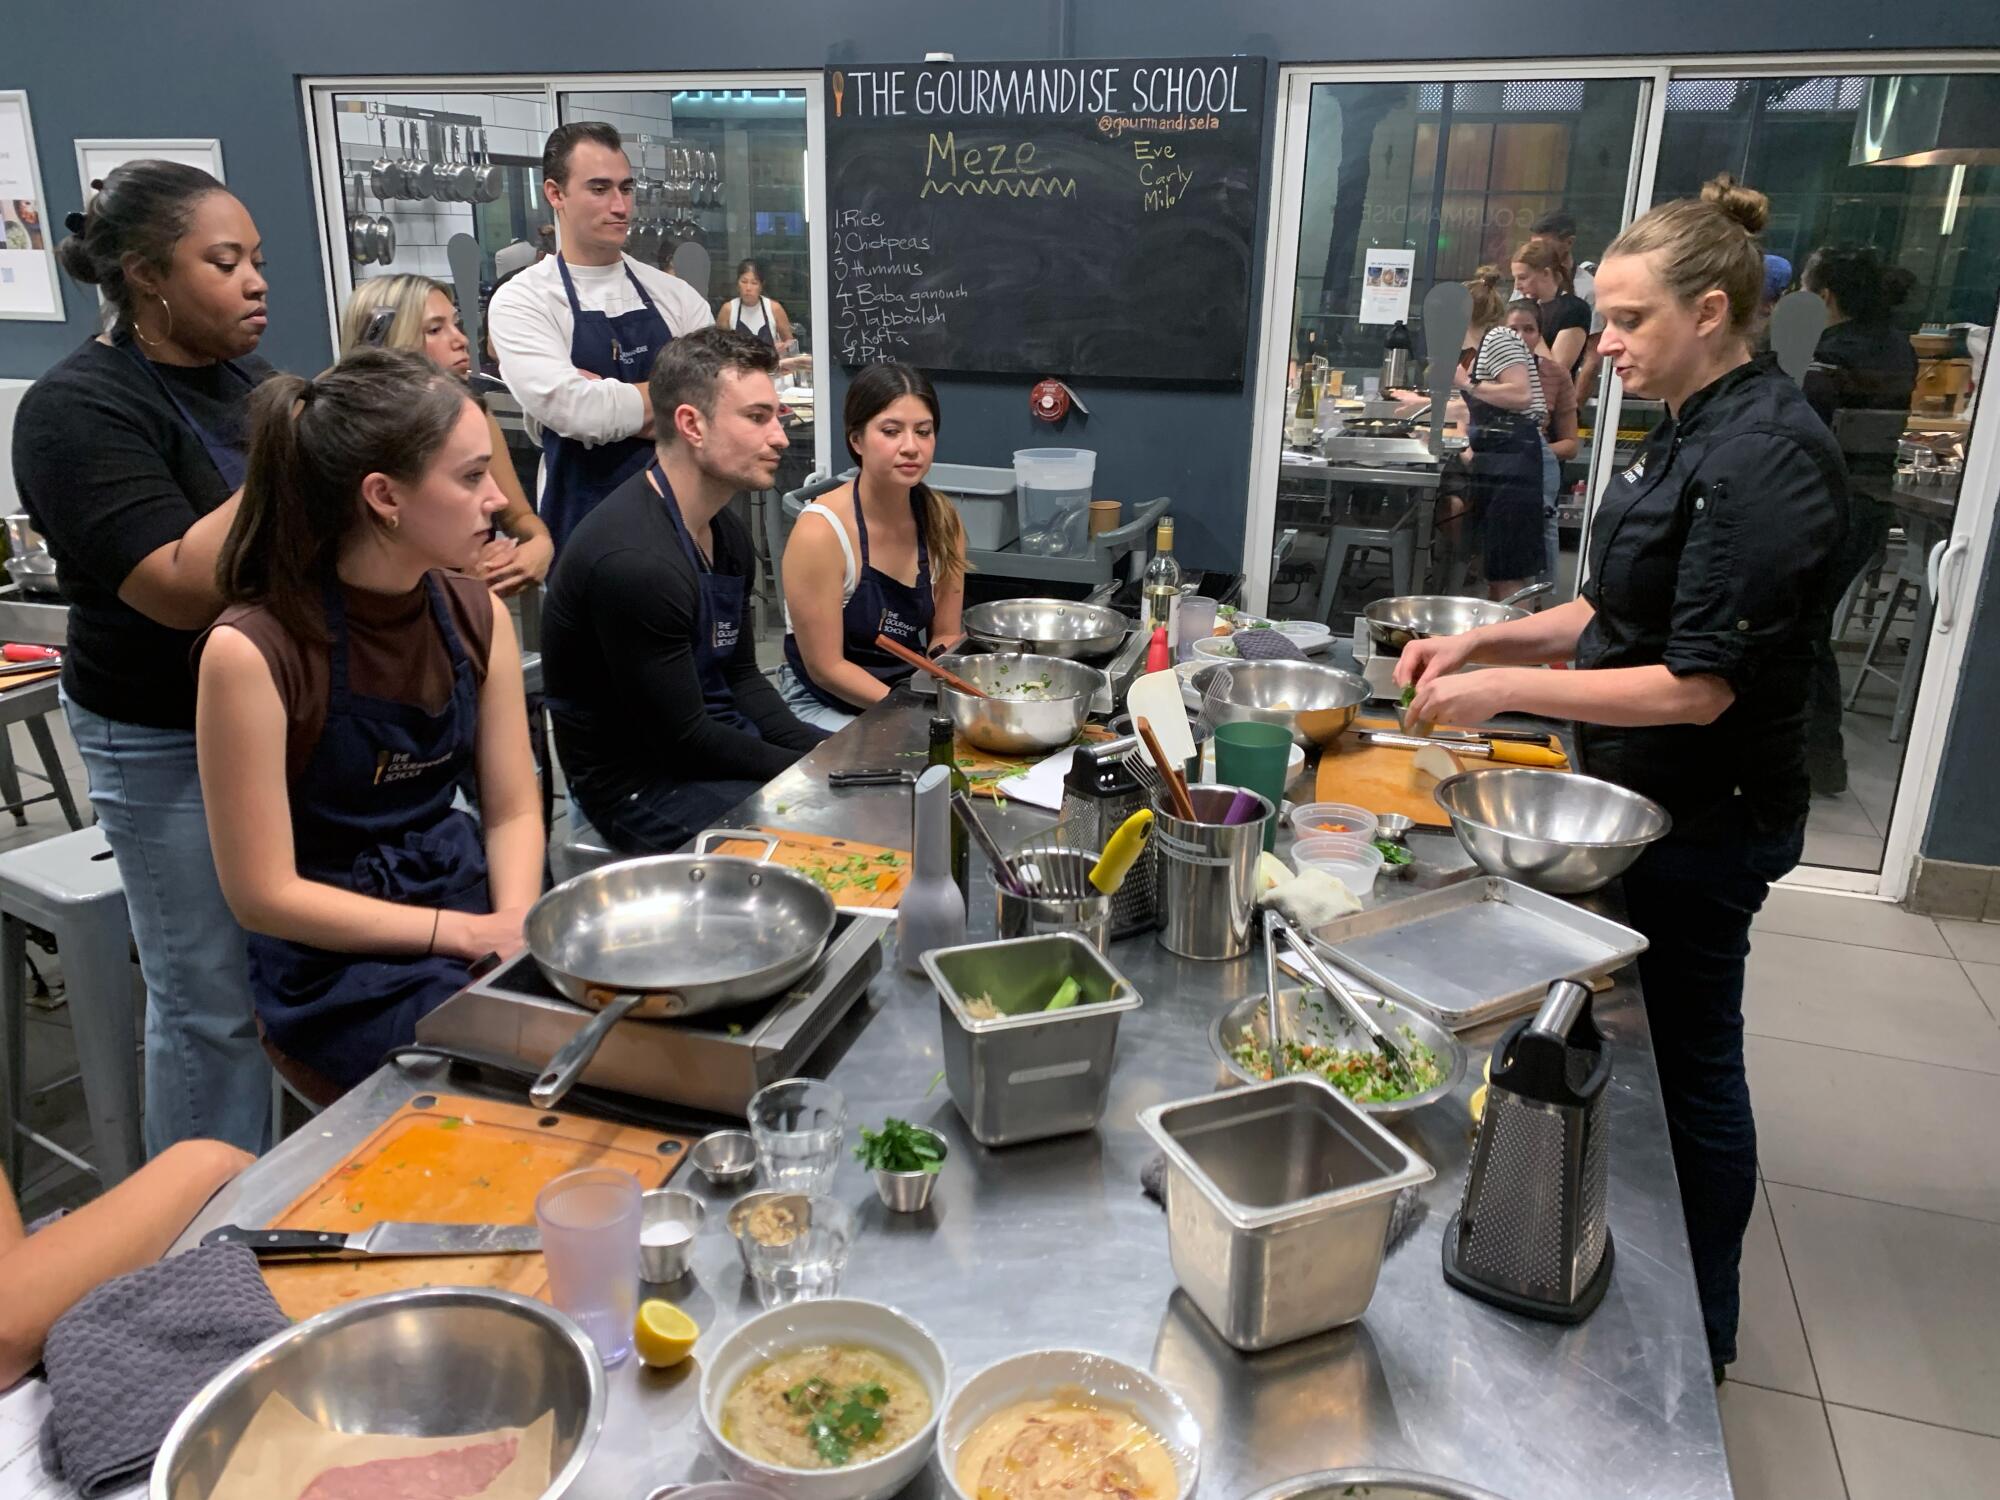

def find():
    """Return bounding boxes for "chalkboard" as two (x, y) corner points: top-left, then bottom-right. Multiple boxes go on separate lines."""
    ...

(824, 58), (1267, 383)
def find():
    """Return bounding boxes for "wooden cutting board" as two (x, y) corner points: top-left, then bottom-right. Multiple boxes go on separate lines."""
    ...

(710, 826), (910, 909)
(257, 1093), (691, 1322)
(955, 726), (1117, 800)
(1312, 717), (1568, 828)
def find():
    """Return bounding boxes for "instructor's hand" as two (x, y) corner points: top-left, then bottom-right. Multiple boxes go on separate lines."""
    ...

(1393, 633), (1477, 689)
(436, 907), (529, 964)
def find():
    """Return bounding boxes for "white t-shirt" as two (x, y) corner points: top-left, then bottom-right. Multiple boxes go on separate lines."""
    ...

(1573, 261), (1603, 335)
(488, 253), (714, 451)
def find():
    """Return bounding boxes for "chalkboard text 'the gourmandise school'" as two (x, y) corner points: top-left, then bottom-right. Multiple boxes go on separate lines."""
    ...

(837, 63), (1251, 120)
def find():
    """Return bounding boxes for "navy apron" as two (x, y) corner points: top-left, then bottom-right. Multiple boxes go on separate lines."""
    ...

(782, 494), (933, 713)
(539, 255), (672, 550)
(249, 575), (490, 1089)
(114, 332), (256, 490)
(1466, 389), (1547, 582)
(647, 463), (754, 733)
(737, 297), (777, 348)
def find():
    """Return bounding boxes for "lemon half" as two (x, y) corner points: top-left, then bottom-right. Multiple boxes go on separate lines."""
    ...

(634, 1299), (700, 1367)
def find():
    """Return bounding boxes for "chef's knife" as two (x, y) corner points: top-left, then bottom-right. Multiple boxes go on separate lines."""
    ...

(202, 1221), (539, 1261)
(1357, 729), (1568, 767)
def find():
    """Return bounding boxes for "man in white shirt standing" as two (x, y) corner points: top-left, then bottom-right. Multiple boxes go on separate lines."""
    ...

(489, 122), (713, 548)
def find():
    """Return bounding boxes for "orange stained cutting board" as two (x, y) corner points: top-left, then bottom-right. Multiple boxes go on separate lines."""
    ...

(710, 826), (910, 908)
(257, 1093), (691, 1322)
(1312, 717), (1568, 828)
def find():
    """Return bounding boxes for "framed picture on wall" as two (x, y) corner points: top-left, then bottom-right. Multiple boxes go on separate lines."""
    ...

(0, 91), (66, 321)
(74, 137), (227, 202)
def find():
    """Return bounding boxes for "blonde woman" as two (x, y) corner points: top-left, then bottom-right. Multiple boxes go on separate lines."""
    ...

(341, 276), (552, 595)
(1399, 176), (1847, 1377)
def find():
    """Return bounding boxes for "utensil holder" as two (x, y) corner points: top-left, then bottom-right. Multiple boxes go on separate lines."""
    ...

(1152, 783), (1271, 961)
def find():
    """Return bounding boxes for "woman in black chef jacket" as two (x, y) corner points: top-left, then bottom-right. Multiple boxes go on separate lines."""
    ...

(195, 350), (543, 1095)
(777, 363), (967, 729)
(1398, 175), (1846, 1381)
(11, 162), (277, 1155)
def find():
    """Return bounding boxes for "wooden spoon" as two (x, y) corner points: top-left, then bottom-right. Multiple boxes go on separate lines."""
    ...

(874, 634), (989, 698)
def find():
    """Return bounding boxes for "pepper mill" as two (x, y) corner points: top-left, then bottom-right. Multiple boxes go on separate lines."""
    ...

(898, 764), (966, 972)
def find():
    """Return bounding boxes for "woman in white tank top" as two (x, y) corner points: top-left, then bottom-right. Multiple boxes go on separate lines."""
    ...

(720, 258), (795, 353)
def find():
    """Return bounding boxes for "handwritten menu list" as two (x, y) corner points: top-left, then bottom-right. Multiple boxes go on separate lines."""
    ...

(824, 58), (1268, 382)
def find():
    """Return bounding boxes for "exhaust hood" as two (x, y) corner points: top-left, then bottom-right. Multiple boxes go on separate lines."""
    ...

(1851, 74), (2000, 168)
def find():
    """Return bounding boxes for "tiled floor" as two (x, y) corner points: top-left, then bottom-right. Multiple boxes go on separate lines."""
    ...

(8, 699), (2000, 1497)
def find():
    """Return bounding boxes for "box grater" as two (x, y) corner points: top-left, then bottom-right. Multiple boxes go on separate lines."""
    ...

(1058, 737), (1155, 938)
(1443, 979), (1613, 1323)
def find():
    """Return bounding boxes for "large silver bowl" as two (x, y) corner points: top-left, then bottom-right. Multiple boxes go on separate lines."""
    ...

(1434, 767), (1671, 894)
(1201, 660), (1368, 748)
(962, 597), (1128, 659)
(1362, 593), (1531, 651)
(1210, 982), (1465, 1121)
(152, 1286), (606, 1500)
(1247, 1470), (1513, 1500)
(940, 652), (1105, 755)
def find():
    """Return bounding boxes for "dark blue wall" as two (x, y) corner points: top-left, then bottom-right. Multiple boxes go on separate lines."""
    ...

(6, 2), (2000, 855)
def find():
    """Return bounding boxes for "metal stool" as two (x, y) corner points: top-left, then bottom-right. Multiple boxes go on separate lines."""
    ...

(1846, 537), (1928, 715)
(0, 679), (86, 831)
(1312, 503), (1418, 625)
(0, 826), (142, 1188)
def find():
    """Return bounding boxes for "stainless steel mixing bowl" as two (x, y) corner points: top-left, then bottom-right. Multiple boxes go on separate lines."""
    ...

(152, 1286), (606, 1500)
(962, 597), (1128, 659)
(1434, 767), (1671, 894)
(940, 652), (1106, 755)
(1200, 660), (1368, 748)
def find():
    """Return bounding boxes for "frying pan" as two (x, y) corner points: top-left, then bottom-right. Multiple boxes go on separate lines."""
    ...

(474, 125), (502, 202)
(369, 117), (403, 201)
(448, 127), (477, 201)
(523, 832), (836, 1109)
(1362, 581), (1552, 652)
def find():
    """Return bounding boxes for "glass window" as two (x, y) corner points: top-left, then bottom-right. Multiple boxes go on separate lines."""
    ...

(1268, 76), (1647, 632)
(1648, 71), (1999, 875)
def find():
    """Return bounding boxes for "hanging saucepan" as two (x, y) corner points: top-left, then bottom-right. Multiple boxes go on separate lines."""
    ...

(408, 122), (440, 200)
(521, 832), (836, 1109)
(449, 127), (478, 201)
(474, 125), (503, 202)
(369, 116), (403, 202)
(1361, 581), (1552, 652)
(369, 213), (396, 266)
(347, 213), (375, 265)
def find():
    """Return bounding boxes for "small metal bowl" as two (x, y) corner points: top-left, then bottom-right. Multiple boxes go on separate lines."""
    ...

(690, 1129), (759, 1189)
(1210, 983), (1466, 1122)
(940, 652), (1107, 756)
(640, 1188), (706, 1282)
(151, 1287), (604, 1500)
(1195, 659), (1368, 748)
(1374, 812), (1416, 842)
(726, 1190), (817, 1276)
(871, 1130), (947, 1213)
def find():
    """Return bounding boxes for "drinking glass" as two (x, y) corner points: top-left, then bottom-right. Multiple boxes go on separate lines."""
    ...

(535, 1167), (642, 1366)
(747, 1077), (847, 1193)
(746, 1194), (855, 1309)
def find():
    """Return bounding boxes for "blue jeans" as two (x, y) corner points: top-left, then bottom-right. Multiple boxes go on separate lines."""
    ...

(61, 692), (271, 1156)
(574, 773), (768, 856)
(1619, 819), (1803, 1367)
(776, 664), (860, 732)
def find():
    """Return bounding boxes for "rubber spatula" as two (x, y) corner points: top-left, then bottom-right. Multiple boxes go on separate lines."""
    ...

(1125, 669), (1197, 776)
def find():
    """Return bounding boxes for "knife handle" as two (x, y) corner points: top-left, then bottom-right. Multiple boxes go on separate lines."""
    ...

(201, 1225), (354, 1259)
(1488, 741), (1568, 768)
(830, 768), (913, 787)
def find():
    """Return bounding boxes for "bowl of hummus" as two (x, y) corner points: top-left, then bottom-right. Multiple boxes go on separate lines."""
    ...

(937, 1348), (1202, 1500)
(699, 1298), (948, 1500)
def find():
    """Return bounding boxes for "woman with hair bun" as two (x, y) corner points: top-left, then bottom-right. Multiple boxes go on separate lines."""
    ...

(196, 350), (542, 1094)
(11, 161), (277, 1155)
(1399, 175), (1847, 1378)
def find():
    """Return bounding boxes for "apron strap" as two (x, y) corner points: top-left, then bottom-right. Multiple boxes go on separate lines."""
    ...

(113, 331), (255, 490)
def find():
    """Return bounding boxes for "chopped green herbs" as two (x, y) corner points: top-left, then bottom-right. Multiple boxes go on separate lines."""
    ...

(854, 1117), (944, 1175)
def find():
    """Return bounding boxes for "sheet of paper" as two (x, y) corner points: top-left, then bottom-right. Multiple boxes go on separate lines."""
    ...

(994, 746), (1077, 812)
(207, 1393), (552, 1500)
(1359, 247), (1414, 326)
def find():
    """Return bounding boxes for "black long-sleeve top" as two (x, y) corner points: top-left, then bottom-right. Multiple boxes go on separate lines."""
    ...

(542, 467), (823, 806)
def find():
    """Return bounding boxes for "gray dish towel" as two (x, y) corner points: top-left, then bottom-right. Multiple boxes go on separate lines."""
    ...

(39, 1241), (289, 1497)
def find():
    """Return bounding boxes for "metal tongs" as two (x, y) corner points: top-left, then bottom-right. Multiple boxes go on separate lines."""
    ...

(1263, 909), (1413, 1088)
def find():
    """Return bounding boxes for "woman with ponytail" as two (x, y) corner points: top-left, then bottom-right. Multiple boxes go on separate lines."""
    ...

(1398, 176), (1846, 1378)
(196, 350), (543, 1096)
(778, 363), (966, 728)
(12, 161), (276, 1154)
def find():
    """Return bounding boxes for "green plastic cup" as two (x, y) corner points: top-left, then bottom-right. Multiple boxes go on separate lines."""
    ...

(1212, 721), (1292, 852)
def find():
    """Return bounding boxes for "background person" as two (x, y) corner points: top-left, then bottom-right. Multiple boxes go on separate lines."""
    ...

(778, 364), (967, 729)
(1799, 245), (1918, 796)
(487, 122), (712, 550)
(541, 327), (823, 854)
(718, 258), (795, 352)
(1399, 176), (1846, 1381)
(12, 161), (276, 1155)
(197, 351), (543, 1094)
(1458, 266), (1548, 601)
(342, 275), (553, 597)
(1505, 297), (1580, 592)
(1513, 236), (1591, 379)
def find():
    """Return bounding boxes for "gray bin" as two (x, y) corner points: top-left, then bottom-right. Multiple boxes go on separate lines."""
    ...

(921, 934), (1140, 1146)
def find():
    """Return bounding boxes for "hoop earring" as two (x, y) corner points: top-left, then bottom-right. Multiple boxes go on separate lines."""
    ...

(132, 293), (174, 351)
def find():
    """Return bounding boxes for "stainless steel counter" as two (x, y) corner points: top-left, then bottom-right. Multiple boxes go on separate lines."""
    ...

(168, 693), (1728, 1500)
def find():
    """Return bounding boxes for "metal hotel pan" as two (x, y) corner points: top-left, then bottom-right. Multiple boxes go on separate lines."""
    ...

(523, 831), (836, 1108)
